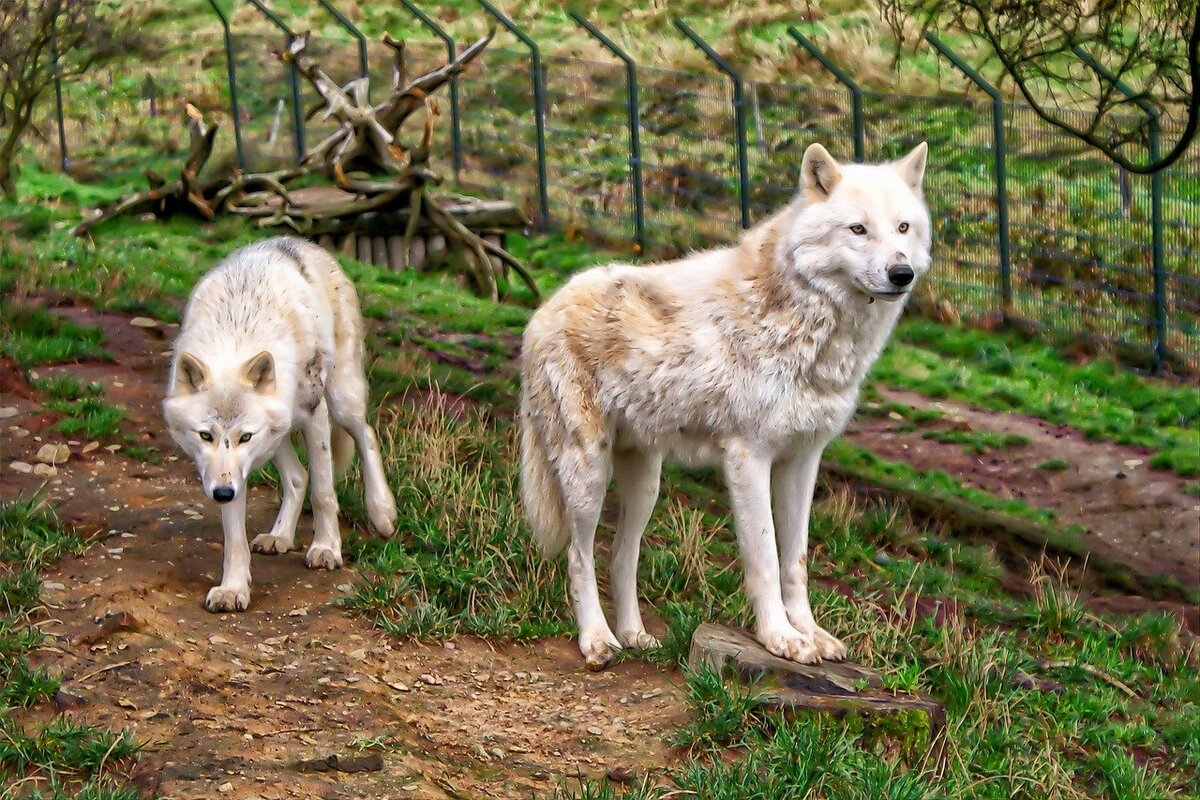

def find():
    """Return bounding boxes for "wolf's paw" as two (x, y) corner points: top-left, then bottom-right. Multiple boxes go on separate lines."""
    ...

(617, 629), (661, 650)
(759, 625), (821, 664)
(812, 626), (847, 661)
(251, 533), (293, 555)
(579, 628), (622, 672)
(367, 497), (397, 539)
(205, 584), (250, 613)
(305, 544), (343, 570)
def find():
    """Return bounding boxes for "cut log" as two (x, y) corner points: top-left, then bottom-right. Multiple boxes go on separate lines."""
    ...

(339, 234), (356, 258)
(372, 236), (388, 267)
(356, 235), (372, 264)
(425, 233), (446, 269)
(408, 237), (427, 271)
(318, 233), (333, 251)
(387, 235), (406, 270)
(690, 623), (946, 768)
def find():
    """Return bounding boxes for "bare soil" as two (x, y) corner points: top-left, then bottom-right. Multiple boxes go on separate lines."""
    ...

(2, 305), (682, 799)
(842, 388), (1200, 588)
(3, 303), (1197, 797)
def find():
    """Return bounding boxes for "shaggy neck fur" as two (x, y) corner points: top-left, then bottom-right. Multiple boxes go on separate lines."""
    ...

(737, 202), (906, 391)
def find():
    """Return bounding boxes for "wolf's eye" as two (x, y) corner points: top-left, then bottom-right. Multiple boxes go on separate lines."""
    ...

(849, 224), (867, 235)
(239, 433), (253, 444)
(898, 222), (910, 233)
(199, 431), (213, 442)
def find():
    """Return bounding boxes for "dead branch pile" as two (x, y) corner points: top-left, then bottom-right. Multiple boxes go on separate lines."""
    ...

(72, 27), (535, 301)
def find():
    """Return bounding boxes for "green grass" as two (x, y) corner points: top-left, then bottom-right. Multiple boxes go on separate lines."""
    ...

(0, 499), (146, 797)
(0, 302), (109, 368)
(875, 320), (1200, 478)
(5, 171), (1199, 798)
(1037, 458), (1070, 471)
(46, 397), (125, 440)
(921, 428), (1030, 455)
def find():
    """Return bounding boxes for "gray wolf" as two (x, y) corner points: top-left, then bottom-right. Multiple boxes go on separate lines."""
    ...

(519, 142), (931, 668)
(164, 236), (397, 612)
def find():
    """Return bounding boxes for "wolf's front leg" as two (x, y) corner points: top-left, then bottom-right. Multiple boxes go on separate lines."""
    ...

(303, 400), (343, 570)
(772, 446), (845, 661)
(725, 441), (820, 664)
(206, 492), (252, 612)
(251, 438), (306, 555)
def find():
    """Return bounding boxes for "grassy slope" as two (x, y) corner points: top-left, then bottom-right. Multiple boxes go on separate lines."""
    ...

(3, 170), (1199, 796)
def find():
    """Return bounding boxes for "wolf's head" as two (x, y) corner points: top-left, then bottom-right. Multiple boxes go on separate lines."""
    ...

(162, 351), (292, 505)
(784, 142), (931, 303)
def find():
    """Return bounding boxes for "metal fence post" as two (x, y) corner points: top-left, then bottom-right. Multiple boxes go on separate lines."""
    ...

(568, 11), (646, 252)
(206, 0), (246, 170)
(399, 0), (463, 180)
(247, 0), (306, 164)
(1072, 46), (1167, 372)
(317, 0), (369, 83)
(674, 19), (751, 230)
(476, 0), (549, 229)
(50, 29), (69, 171)
(926, 33), (1012, 322)
(786, 26), (864, 163)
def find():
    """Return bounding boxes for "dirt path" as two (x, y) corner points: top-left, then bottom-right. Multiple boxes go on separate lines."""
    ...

(2, 306), (683, 799)
(843, 387), (1200, 587)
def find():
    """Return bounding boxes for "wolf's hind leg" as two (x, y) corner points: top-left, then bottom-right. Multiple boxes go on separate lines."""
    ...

(773, 445), (845, 661)
(611, 448), (662, 650)
(206, 492), (252, 612)
(327, 364), (397, 538)
(562, 443), (620, 670)
(252, 437), (306, 555)
(302, 400), (343, 570)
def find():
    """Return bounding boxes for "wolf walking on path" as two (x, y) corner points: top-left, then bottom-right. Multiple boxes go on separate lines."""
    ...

(520, 142), (931, 669)
(164, 236), (397, 613)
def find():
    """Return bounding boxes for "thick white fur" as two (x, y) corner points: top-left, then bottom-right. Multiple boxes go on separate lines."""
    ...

(519, 143), (932, 668)
(163, 236), (397, 613)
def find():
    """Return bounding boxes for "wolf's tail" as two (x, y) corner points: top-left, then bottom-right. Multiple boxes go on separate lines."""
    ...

(332, 425), (356, 477)
(519, 381), (571, 558)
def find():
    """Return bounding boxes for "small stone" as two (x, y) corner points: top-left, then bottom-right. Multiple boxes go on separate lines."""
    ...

(0, 407), (17, 419)
(130, 317), (160, 328)
(8, 461), (33, 474)
(418, 673), (443, 686)
(587, 726), (604, 736)
(82, 441), (100, 454)
(33, 463), (57, 477)
(874, 552), (893, 566)
(348, 648), (367, 661)
(42, 581), (65, 591)
(104, 444), (121, 453)
(209, 634), (230, 645)
(217, 781), (234, 793)
(288, 607), (308, 617)
(607, 766), (635, 784)
(37, 443), (70, 465)
(54, 688), (88, 710)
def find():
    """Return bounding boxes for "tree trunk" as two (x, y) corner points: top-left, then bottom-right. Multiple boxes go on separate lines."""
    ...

(0, 104), (34, 197)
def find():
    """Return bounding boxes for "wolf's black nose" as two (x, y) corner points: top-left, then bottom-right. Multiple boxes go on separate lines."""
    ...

(212, 486), (236, 503)
(887, 265), (915, 287)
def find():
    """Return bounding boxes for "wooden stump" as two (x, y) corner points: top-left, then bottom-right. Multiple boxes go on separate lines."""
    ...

(339, 234), (356, 258)
(356, 235), (372, 265)
(371, 236), (388, 268)
(690, 623), (946, 767)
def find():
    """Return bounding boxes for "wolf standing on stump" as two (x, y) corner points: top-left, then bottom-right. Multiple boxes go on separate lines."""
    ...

(520, 142), (931, 669)
(164, 237), (397, 613)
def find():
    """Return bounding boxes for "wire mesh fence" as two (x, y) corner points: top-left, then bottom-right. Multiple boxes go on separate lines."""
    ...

(27, 22), (1200, 376)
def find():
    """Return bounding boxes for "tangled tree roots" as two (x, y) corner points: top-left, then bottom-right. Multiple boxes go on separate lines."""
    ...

(72, 27), (536, 301)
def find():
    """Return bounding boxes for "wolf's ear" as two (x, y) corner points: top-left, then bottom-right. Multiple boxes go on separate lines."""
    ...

(242, 350), (276, 394)
(895, 142), (928, 191)
(173, 353), (209, 396)
(801, 143), (842, 202)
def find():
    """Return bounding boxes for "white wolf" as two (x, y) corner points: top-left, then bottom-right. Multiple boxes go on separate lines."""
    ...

(164, 236), (397, 613)
(519, 142), (930, 668)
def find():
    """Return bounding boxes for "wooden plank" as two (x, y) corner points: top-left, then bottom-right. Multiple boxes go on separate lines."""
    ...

(408, 237), (426, 271)
(356, 235), (372, 264)
(338, 234), (355, 258)
(371, 236), (388, 268)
